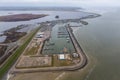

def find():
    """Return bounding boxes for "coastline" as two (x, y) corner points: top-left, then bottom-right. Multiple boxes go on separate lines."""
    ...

(0, 10), (101, 80)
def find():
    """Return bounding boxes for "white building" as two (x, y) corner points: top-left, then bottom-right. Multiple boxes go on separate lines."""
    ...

(36, 32), (44, 38)
(59, 54), (65, 60)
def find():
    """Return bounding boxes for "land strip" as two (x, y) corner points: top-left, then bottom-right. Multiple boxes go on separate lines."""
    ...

(0, 14), (48, 22)
(0, 27), (40, 79)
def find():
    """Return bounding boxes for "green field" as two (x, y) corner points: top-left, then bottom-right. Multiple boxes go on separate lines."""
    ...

(0, 27), (40, 79)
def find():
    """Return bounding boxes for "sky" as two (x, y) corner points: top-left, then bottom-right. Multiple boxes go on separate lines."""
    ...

(0, 0), (120, 7)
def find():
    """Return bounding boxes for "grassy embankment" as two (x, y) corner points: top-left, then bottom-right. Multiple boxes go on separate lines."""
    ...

(0, 27), (40, 79)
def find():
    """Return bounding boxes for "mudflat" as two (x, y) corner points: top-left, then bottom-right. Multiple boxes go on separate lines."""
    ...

(0, 14), (48, 22)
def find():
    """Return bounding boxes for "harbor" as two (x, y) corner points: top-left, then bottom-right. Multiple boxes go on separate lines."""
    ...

(10, 21), (87, 74)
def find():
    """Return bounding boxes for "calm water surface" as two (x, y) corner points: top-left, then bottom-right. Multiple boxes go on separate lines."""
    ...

(0, 10), (91, 32)
(42, 24), (75, 54)
(73, 9), (120, 80)
(0, 10), (93, 42)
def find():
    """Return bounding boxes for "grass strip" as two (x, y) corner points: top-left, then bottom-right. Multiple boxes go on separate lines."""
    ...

(0, 27), (40, 79)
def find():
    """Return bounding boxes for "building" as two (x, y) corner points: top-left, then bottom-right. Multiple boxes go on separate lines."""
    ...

(58, 54), (71, 60)
(73, 53), (79, 58)
(59, 54), (65, 60)
(36, 32), (44, 38)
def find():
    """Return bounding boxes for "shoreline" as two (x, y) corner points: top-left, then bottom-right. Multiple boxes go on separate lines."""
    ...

(0, 12), (101, 80)
(0, 13), (100, 68)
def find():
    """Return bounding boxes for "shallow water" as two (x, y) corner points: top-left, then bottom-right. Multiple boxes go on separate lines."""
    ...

(42, 24), (75, 54)
(73, 8), (120, 80)
(0, 36), (6, 43)
(0, 10), (93, 42)
(0, 10), (92, 32)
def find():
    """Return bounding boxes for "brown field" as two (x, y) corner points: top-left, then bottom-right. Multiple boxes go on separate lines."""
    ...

(0, 14), (48, 22)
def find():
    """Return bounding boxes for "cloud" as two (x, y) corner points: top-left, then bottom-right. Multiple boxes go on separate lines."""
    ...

(0, 0), (120, 7)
